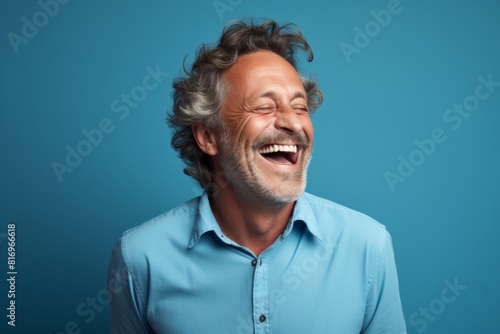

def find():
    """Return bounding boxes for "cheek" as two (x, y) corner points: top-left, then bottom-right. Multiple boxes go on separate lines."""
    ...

(224, 113), (270, 144)
(302, 116), (314, 141)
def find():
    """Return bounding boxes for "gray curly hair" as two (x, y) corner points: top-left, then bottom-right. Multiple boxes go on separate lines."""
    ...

(167, 19), (323, 191)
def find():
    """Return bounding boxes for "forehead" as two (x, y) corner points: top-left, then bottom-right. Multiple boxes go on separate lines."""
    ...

(223, 51), (304, 96)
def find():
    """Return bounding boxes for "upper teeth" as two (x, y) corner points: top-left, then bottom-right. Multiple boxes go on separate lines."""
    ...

(259, 144), (297, 154)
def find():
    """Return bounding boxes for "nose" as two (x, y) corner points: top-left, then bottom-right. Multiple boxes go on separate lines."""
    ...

(274, 107), (303, 134)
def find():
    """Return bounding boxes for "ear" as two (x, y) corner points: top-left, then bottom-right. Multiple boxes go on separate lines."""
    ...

(192, 123), (218, 156)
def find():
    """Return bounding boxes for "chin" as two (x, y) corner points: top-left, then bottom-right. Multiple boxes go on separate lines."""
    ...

(259, 178), (307, 206)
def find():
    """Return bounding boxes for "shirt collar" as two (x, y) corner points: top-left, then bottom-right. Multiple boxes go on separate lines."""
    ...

(188, 192), (324, 248)
(285, 193), (324, 242)
(188, 192), (222, 249)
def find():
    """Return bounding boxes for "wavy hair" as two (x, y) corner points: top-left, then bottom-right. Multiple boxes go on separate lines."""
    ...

(167, 19), (323, 191)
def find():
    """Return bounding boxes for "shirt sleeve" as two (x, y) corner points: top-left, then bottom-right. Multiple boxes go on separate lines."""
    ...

(107, 238), (154, 334)
(361, 230), (407, 334)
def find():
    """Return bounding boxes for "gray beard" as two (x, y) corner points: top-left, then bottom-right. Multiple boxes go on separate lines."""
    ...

(217, 131), (311, 206)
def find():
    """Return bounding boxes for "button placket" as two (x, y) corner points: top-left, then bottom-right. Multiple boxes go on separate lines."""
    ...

(252, 254), (270, 333)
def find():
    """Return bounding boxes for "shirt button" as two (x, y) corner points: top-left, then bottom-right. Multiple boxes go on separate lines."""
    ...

(259, 315), (266, 322)
(251, 259), (257, 266)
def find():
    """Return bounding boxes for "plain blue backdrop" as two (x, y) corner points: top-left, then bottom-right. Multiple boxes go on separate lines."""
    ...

(1, 0), (499, 333)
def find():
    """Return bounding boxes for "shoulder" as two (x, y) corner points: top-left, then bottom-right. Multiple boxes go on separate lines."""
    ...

(301, 192), (389, 250)
(117, 196), (201, 271)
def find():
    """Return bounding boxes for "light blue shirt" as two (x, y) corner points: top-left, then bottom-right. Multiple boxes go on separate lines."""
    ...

(108, 192), (406, 333)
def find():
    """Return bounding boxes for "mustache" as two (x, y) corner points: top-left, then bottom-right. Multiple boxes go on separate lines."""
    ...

(252, 132), (310, 150)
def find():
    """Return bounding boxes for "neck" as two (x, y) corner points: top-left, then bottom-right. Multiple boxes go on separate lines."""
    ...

(209, 187), (295, 256)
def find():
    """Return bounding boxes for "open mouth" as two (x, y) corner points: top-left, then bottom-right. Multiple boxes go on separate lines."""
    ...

(258, 144), (298, 165)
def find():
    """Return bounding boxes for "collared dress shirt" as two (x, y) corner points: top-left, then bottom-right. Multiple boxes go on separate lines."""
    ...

(108, 192), (406, 333)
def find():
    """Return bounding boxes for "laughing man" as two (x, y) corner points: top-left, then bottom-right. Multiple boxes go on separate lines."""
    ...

(108, 19), (406, 334)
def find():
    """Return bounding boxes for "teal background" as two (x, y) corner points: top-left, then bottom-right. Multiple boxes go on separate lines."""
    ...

(1, 0), (499, 333)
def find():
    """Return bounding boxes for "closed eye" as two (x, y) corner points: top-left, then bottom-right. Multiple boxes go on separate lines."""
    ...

(293, 105), (309, 113)
(254, 105), (276, 113)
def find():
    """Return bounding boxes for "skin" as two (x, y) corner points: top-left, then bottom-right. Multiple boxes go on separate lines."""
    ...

(192, 50), (314, 256)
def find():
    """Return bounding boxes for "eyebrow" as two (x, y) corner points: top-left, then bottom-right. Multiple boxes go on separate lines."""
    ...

(252, 90), (308, 102)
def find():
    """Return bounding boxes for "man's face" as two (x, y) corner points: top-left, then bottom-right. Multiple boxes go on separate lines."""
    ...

(215, 50), (314, 206)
